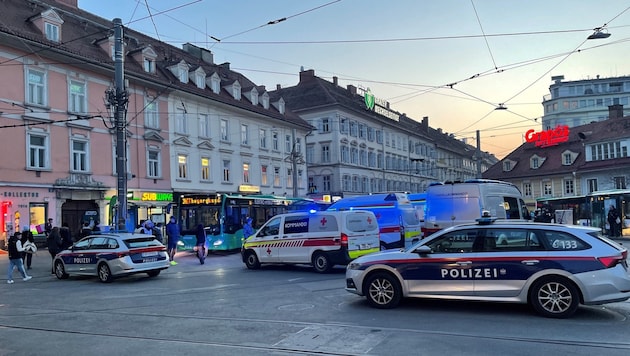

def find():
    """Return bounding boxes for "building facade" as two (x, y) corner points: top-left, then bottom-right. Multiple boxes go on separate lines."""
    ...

(542, 74), (630, 129)
(272, 70), (497, 200)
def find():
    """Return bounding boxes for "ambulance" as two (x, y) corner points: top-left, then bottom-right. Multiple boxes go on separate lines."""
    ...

(327, 193), (422, 250)
(241, 210), (380, 273)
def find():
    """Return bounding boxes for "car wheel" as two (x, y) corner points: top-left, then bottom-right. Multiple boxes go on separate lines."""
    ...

(365, 272), (402, 309)
(529, 276), (579, 318)
(54, 260), (69, 279)
(98, 262), (114, 283)
(244, 250), (260, 269)
(312, 252), (332, 273)
(147, 270), (160, 277)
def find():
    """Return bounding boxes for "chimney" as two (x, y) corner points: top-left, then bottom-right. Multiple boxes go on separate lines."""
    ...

(276, 84), (282, 90)
(182, 43), (214, 64)
(333, 76), (338, 86)
(422, 116), (429, 132)
(347, 85), (357, 95)
(55, 0), (78, 8)
(299, 69), (315, 83)
(220, 62), (230, 70)
(609, 104), (624, 120)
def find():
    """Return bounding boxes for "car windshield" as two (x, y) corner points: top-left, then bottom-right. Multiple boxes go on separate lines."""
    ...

(124, 237), (162, 248)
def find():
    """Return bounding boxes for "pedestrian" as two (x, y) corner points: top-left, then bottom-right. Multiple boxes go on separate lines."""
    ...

(7, 232), (32, 284)
(92, 221), (101, 233)
(47, 226), (62, 274)
(44, 218), (53, 237)
(608, 206), (621, 237)
(21, 227), (37, 270)
(165, 216), (181, 266)
(141, 220), (154, 234)
(195, 223), (207, 265)
(79, 222), (92, 238)
(243, 217), (254, 240)
(60, 226), (73, 250)
(152, 223), (163, 243)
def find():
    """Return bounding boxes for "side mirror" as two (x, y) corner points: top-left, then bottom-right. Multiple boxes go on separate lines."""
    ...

(414, 245), (432, 255)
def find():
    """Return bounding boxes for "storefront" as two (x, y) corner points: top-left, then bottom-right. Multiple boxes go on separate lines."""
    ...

(1, 187), (56, 248)
(107, 190), (174, 233)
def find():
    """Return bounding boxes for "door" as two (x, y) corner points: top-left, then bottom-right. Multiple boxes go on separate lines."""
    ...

(251, 216), (282, 263)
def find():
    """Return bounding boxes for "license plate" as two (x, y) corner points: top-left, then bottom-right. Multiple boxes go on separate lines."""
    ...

(359, 243), (371, 250)
(142, 251), (158, 257)
(142, 258), (157, 263)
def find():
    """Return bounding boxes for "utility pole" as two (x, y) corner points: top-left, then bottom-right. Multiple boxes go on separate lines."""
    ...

(476, 130), (482, 179)
(111, 18), (129, 231)
(291, 128), (300, 198)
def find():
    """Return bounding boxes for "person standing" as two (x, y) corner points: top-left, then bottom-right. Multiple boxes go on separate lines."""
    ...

(44, 218), (53, 237)
(608, 206), (620, 237)
(47, 227), (62, 274)
(21, 227), (37, 270)
(165, 217), (180, 266)
(243, 217), (254, 241)
(60, 226), (73, 250)
(195, 223), (207, 265)
(7, 232), (32, 284)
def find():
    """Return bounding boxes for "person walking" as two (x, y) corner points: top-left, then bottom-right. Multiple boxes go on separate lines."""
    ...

(195, 223), (207, 265)
(7, 232), (32, 284)
(21, 227), (37, 270)
(243, 217), (254, 241)
(608, 206), (621, 237)
(47, 226), (62, 274)
(165, 216), (181, 266)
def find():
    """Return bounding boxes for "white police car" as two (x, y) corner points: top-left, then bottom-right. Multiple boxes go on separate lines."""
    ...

(345, 220), (630, 318)
(53, 233), (169, 283)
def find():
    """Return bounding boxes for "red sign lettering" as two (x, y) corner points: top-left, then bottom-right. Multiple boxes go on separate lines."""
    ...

(525, 125), (569, 148)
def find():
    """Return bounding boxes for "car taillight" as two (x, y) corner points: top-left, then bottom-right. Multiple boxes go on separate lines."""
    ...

(340, 233), (348, 246)
(598, 255), (624, 268)
(117, 252), (128, 258)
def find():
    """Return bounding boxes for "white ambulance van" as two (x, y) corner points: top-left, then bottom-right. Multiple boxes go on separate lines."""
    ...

(423, 179), (530, 236)
(241, 210), (380, 273)
(327, 193), (422, 250)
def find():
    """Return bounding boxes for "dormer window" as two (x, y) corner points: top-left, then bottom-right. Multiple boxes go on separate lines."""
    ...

(130, 46), (157, 74)
(561, 150), (577, 165)
(209, 73), (220, 94)
(192, 68), (206, 89)
(168, 61), (189, 84)
(45, 22), (59, 42)
(273, 98), (285, 114)
(261, 92), (269, 109)
(502, 158), (516, 172)
(179, 68), (188, 83)
(232, 81), (241, 100)
(530, 154), (546, 169)
(249, 88), (259, 105)
(143, 58), (154, 73)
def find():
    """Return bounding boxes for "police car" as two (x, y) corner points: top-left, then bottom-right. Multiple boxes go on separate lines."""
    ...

(53, 233), (170, 283)
(345, 219), (630, 318)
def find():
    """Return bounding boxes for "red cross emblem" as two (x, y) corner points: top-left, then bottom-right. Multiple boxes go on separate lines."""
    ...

(320, 217), (327, 226)
(367, 216), (372, 224)
(266, 247), (272, 255)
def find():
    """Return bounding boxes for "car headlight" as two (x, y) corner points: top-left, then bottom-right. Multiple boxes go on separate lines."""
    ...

(177, 240), (184, 246)
(213, 239), (223, 246)
(347, 262), (362, 270)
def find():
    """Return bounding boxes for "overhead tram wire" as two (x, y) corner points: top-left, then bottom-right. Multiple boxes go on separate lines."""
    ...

(470, 0), (498, 71)
(144, 0), (161, 42)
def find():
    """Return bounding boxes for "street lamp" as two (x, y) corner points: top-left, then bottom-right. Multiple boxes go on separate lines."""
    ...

(587, 28), (611, 40)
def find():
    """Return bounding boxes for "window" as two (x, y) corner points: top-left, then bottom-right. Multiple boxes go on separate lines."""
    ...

(350, 121), (357, 137)
(243, 163), (250, 184)
(201, 157), (210, 181)
(143, 58), (155, 73)
(178, 155), (188, 179)
(543, 182), (552, 196)
(148, 149), (160, 178)
(587, 178), (598, 193)
(322, 175), (331, 191)
(232, 82), (241, 100)
(262, 93), (269, 109)
(27, 68), (46, 106)
(287, 168), (293, 188)
(71, 139), (89, 172)
(563, 153), (572, 165)
(426, 230), (477, 253)
(69, 80), (86, 114)
(295, 138), (301, 154)
(285, 135), (292, 153)
(341, 146), (349, 163)
(222, 160), (231, 182)
(175, 108), (187, 134)
(343, 175), (351, 191)
(251, 90), (259, 106)
(614, 176), (627, 189)
(195, 72), (205, 89)
(523, 183), (532, 197)
(145, 99), (159, 128)
(306, 145), (314, 163)
(199, 114), (210, 138)
(261, 165), (268, 186)
(28, 133), (48, 169)
(321, 144), (330, 163)
(45, 22), (59, 42)
(273, 167), (280, 186)
(367, 127), (375, 141)
(260, 129), (267, 149)
(503, 161), (512, 171)
(358, 124), (366, 139)
(340, 118), (348, 134)
(241, 124), (249, 145)
(350, 148), (358, 164)
(321, 118), (330, 132)
(179, 67), (188, 84)
(272, 132), (279, 150)
(376, 130), (382, 144)
(210, 74), (220, 94)
(220, 119), (229, 141)
(564, 179), (574, 195)
(352, 176), (359, 192)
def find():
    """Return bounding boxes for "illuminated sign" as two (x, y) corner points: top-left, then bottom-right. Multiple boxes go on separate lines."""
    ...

(238, 185), (261, 193)
(525, 125), (569, 148)
(358, 87), (400, 122)
(181, 197), (221, 205)
(140, 192), (173, 201)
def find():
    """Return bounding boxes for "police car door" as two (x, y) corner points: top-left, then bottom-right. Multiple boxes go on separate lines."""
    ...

(473, 228), (549, 297)
(63, 237), (94, 274)
(405, 229), (477, 296)
(254, 216), (282, 263)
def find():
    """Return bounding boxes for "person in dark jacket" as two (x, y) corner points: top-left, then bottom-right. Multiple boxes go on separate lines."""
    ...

(165, 216), (181, 266)
(47, 227), (62, 274)
(59, 226), (73, 250)
(7, 232), (32, 284)
(195, 223), (207, 265)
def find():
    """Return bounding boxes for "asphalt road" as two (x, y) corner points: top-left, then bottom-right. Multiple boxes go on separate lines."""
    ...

(1, 249), (630, 356)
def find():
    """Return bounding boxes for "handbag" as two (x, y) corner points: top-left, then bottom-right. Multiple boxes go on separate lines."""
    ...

(23, 241), (37, 254)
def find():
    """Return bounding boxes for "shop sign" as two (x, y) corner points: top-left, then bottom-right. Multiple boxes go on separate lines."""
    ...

(525, 125), (570, 148)
(181, 197), (221, 205)
(359, 87), (400, 122)
(140, 192), (173, 201)
(2, 191), (40, 198)
(238, 185), (260, 193)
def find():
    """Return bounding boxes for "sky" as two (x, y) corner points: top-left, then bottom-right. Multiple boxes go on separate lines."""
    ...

(78, 0), (630, 159)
